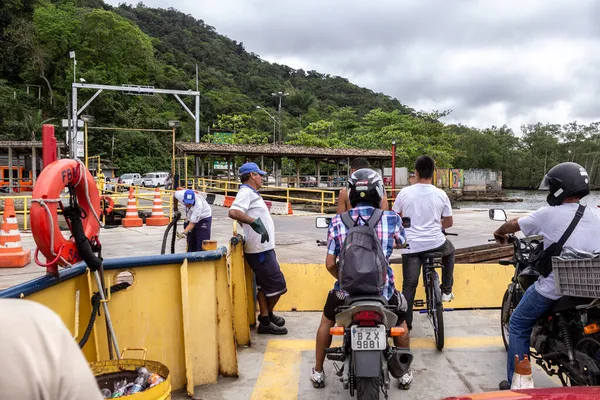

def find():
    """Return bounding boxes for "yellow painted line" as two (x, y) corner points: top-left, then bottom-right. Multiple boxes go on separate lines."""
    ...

(251, 336), (503, 399)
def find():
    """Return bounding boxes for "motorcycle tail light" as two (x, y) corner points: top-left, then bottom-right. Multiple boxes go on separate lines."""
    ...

(584, 323), (600, 335)
(353, 310), (383, 326)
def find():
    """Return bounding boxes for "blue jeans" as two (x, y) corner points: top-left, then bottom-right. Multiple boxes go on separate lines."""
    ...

(507, 285), (556, 383)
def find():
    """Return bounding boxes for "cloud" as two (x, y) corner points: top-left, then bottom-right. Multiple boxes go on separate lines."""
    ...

(105, 0), (600, 131)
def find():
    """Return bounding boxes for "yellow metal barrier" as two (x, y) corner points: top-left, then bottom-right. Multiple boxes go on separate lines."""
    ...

(196, 177), (337, 213)
(228, 235), (251, 346)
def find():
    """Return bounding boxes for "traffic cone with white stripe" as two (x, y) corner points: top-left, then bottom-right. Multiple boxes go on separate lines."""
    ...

(0, 198), (31, 268)
(145, 188), (169, 226)
(122, 187), (144, 228)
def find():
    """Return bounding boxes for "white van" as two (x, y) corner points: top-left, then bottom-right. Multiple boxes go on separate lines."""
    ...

(120, 173), (141, 187)
(134, 172), (169, 187)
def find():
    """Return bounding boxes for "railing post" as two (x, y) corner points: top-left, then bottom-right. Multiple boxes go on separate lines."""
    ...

(321, 191), (324, 214)
(23, 197), (28, 231)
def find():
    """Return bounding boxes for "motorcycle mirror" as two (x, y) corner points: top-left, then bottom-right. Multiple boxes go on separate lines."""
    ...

(315, 217), (331, 229)
(489, 209), (507, 222)
(402, 216), (411, 228)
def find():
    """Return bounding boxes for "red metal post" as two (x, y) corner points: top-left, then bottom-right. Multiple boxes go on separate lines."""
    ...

(42, 124), (57, 168)
(391, 140), (396, 194)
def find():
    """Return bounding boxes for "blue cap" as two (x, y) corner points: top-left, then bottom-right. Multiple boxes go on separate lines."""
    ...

(239, 162), (267, 176)
(183, 189), (196, 205)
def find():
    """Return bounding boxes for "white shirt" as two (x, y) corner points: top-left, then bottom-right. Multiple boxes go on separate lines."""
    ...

(230, 185), (275, 254)
(174, 190), (212, 223)
(519, 203), (600, 300)
(0, 300), (103, 400)
(392, 183), (452, 254)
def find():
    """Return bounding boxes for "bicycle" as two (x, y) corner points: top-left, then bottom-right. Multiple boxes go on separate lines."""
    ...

(417, 252), (445, 350)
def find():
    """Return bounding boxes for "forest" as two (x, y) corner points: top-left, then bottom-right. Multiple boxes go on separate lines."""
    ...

(2, 0), (600, 188)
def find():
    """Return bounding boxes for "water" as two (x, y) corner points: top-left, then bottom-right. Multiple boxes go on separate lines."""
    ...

(456, 190), (600, 211)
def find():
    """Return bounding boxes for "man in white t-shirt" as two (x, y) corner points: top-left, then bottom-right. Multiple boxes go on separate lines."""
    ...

(493, 162), (600, 389)
(392, 155), (456, 330)
(173, 189), (212, 252)
(0, 299), (103, 399)
(228, 162), (288, 335)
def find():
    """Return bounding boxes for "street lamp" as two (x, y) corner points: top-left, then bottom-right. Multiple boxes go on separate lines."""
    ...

(168, 120), (180, 177)
(80, 115), (94, 169)
(256, 106), (277, 144)
(271, 91), (289, 144)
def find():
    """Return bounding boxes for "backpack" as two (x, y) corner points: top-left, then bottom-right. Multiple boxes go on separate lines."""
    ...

(338, 209), (387, 295)
(526, 204), (585, 278)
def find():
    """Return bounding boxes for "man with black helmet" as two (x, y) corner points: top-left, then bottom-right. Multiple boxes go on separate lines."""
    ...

(493, 162), (600, 389)
(309, 168), (411, 389)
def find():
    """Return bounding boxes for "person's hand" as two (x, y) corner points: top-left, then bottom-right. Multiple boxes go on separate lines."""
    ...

(493, 231), (508, 244)
(176, 232), (187, 240)
(250, 218), (270, 243)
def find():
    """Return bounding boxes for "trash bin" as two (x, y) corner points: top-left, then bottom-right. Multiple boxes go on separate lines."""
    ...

(90, 348), (171, 399)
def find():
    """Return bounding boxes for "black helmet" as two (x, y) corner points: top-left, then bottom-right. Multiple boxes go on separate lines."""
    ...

(348, 168), (385, 208)
(540, 162), (590, 206)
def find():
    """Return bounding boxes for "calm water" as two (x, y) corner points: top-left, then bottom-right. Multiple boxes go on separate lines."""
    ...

(456, 190), (600, 210)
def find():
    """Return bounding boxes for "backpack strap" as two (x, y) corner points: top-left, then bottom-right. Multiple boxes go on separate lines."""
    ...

(340, 212), (357, 228)
(365, 208), (384, 228)
(556, 204), (586, 248)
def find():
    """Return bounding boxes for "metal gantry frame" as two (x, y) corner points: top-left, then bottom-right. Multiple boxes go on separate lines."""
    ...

(70, 83), (201, 160)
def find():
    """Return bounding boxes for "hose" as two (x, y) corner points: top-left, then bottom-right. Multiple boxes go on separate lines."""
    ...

(161, 213), (181, 255)
(78, 282), (131, 349)
(63, 206), (102, 271)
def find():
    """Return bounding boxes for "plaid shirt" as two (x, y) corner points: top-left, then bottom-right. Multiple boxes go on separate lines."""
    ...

(327, 206), (406, 300)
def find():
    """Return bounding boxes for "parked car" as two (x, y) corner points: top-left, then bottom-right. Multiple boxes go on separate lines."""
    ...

(120, 173), (141, 187)
(134, 172), (169, 187)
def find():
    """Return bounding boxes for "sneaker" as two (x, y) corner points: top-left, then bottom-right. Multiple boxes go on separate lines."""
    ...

(498, 380), (510, 390)
(441, 293), (455, 302)
(269, 312), (286, 327)
(310, 368), (325, 388)
(398, 369), (413, 390)
(257, 321), (288, 335)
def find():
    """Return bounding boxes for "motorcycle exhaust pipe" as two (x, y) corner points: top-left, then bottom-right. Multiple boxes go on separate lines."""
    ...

(387, 348), (413, 379)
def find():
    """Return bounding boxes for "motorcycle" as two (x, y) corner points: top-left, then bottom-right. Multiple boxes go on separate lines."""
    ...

(315, 215), (413, 399)
(490, 208), (600, 386)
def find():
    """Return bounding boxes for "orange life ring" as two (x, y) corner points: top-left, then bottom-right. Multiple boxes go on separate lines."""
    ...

(30, 159), (101, 275)
(100, 195), (115, 215)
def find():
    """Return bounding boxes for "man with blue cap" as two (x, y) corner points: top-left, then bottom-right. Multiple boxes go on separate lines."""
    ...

(229, 162), (288, 335)
(173, 188), (212, 252)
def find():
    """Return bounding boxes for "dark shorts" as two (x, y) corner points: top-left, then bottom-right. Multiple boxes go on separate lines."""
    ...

(184, 217), (212, 252)
(323, 289), (408, 325)
(245, 249), (287, 298)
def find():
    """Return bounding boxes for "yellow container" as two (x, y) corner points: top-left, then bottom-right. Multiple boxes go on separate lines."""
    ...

(90, 349), (171, 399)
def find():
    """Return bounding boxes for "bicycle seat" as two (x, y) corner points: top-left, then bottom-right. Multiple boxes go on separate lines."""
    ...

(344, 295), (388, 306)
(420, 252), (443, 262)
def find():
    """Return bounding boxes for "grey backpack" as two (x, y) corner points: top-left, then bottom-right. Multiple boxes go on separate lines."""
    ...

(339, 209), (387, 295)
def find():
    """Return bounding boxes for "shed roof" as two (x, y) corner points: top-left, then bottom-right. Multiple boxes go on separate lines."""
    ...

(175, 142), (390, 159)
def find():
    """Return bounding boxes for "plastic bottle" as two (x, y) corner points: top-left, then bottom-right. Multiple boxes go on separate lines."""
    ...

(100, 388), (112, 398)
(128, 376), (146, 394)
(146, 372), (165, 388)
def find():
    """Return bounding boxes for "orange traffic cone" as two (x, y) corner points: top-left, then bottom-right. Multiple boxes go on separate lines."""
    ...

(511, 355), (534, 389)
(0, 198), (31, 268)
(121, 187), (144, 228)
(146, 188), (169, 226)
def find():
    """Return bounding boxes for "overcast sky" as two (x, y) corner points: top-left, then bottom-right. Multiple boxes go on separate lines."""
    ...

(106, 0), (600, 132)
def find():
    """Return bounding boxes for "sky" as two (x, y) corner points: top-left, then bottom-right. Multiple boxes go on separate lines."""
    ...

(105, 0), (600, 132)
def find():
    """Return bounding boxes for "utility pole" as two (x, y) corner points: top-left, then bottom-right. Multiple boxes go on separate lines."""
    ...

(271, 91), (288, 144)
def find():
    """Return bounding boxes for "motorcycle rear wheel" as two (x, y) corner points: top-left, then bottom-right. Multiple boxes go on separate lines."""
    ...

(500, 289), (511, 351)
(356, 377), (380, 400)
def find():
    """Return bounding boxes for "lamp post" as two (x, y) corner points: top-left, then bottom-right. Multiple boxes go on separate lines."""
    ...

(271, 91), (289, 144)
(391, 140), (396, 193)
(256, 106), (277, 144)
(168, 120), (180, 178)
(80, 115), (94, 169)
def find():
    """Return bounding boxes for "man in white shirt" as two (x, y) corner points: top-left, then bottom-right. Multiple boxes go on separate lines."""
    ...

(0, 299), (103, 400)
(392, 155), (456, 330)
(228, 162), (288, 335)
(493, 162), (600, 389)
(173, 189), (212, 252)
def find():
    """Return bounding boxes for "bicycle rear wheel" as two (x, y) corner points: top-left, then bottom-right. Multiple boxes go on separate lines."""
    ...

(426, 270), (445, 350)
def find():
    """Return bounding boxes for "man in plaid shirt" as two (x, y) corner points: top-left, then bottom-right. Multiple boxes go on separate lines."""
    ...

(310, 168), (412, 389)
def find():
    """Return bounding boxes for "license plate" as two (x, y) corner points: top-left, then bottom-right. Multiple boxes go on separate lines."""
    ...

(351, 326), (386, 351)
